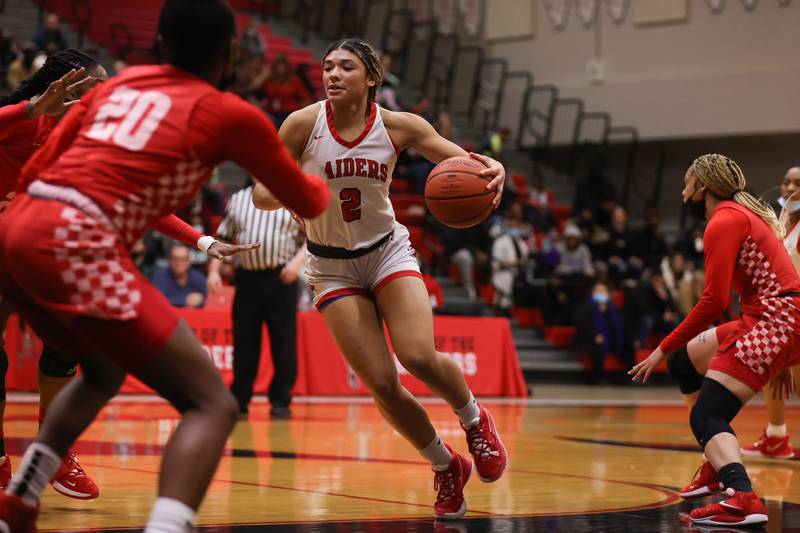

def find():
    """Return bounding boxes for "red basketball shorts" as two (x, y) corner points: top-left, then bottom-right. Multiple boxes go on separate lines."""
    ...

(0, 195), (178, 372)
(709, 297), (800, 392)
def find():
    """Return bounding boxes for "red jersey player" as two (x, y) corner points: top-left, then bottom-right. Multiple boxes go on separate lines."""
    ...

(0, 1), (328, 531)
(630, 154), (800, 527)
(0, 54), (258, 498)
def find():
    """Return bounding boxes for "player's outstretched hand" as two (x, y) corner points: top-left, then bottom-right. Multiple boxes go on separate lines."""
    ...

(628, 346), (666, 384)
(468, 152), (506, 208)
(26, 68), (94, 118)
(207, 241), (261, 260)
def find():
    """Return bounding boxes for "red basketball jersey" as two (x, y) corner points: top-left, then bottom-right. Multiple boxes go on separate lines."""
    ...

(20, 64), (328, 248)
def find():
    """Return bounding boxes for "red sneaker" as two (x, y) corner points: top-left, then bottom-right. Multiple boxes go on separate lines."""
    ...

(50, 451), (99, 500)
(0, 455), (10, 490)
(462, 405), (507, 483)
(0, 492), (38, 533)
(742, 430), (795, 458)
(680, 460), (723, 499)
(689, 489), (768, 526)
(433, 445), (472, 520)
(741, 431), (768, 457)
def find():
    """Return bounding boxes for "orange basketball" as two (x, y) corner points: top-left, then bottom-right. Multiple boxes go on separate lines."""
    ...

(424, 157), (494, 228)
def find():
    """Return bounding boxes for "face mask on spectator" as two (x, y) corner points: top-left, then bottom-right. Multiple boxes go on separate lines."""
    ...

(508, 227), (521, 239)
(592, 292), (609, 304)
(778, 196), (800, 213)
(694, 237), (704, 253)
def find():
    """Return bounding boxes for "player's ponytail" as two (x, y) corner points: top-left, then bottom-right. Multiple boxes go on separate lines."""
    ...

(690, 153), (785, 239)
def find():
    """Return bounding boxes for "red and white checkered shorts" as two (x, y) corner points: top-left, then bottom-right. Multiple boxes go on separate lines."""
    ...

(0, 195), (178, 371)
(710, 298), (800, 392)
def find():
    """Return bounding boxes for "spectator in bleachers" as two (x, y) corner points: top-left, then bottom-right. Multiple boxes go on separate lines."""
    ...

(6, 44), (40, 90)
(231, 53), (268, 104)
(478, 127), (511, 163)
(377, 53), (402, 111)
(572, 156), (616, 226)
(294, 63), (317, 101)
(630, 207), (669, 269)
(660, 251), (694, 312)
(675, 223), (705, 269)
(576, 281), (626, 384)
(112, 59), (127, 77)
(33, 14), (69, 55)
(676, 271), (704, 317)
(151, 245), (207, 308)
(264, 53), (311, 127)
(491, 204), (531, 316)
(130, 238), (156, 280)
(627, 270), (680, 347)
(523, 174), (556, 232)
(440, 220), (491, 300)
(239, 19), (267, 60)
(602, 205), (641, 283)
(545, 224), (595, 324)
(0, 30), (16, 92)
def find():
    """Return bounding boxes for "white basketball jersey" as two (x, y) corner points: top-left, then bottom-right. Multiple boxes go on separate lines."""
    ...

(784, 218), (800, 273)
(300, 100), (398, 250)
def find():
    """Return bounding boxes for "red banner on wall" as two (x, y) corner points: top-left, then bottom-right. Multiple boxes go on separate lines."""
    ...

(5, 310), (527, 398)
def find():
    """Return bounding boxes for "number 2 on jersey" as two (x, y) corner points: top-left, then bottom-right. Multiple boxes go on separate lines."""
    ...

(340, 188), (361, 222)
(87, 87), (172, 151)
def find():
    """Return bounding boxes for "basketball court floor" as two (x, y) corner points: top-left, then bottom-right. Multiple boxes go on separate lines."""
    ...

(5, 385), (800, 532)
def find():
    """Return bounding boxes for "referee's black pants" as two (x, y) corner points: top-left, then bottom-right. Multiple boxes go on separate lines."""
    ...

(230, 267), (298, 411)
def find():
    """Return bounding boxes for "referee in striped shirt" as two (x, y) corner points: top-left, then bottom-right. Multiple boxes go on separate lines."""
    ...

(207, 184), (305, 419)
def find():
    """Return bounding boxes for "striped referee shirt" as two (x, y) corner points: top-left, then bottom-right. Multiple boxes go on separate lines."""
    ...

(216, 186), (302, 270)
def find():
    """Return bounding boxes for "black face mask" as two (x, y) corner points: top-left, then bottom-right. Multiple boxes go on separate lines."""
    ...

(685, 185), (707, 220)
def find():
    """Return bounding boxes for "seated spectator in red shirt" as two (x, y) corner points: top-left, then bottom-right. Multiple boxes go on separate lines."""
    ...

(263, 54), (311, 127)
(151, 245), (207, 308)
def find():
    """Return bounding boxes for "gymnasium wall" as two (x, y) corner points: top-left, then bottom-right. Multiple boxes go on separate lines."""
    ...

(484, 0), (800, 141)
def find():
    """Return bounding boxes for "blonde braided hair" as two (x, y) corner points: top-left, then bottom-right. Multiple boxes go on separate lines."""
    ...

(690, 153), (784, 239)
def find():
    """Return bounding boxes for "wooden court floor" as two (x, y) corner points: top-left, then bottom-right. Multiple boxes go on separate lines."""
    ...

(5, 388), (800, 532)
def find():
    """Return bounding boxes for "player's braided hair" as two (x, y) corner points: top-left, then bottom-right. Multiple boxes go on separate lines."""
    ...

(0, 49), (98, 108)
(690, 153), (784, 239)
(323, 39), (384, 105)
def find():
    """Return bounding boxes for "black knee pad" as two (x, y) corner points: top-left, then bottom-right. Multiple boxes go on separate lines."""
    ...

(39, 344), (78, 378)
(690, 378), (743, 448)
(667, 345), (704, 394)
(0, 343), (7, 403)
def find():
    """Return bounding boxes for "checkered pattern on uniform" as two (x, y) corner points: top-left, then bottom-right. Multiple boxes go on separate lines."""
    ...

(111, 156), (209, 248)
(734, 236), (798, 375)
(54, 206), (141, 319)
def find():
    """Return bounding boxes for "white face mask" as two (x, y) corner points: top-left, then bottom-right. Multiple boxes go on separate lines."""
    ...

(779, 196), (800, 212)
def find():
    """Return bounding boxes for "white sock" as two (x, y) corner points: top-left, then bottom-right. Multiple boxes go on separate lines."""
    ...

(767, 423), (788, 438)
(6, 442), (62, 506)
(420, 434), (452, 471)
(455, 393), (480, 429)
(145, 498), (197, 533)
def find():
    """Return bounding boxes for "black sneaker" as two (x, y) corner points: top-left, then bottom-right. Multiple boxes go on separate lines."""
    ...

(270, 405), (292, 419)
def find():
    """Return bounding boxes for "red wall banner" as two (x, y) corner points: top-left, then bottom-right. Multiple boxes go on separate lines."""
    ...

(5, 310), (527, 398)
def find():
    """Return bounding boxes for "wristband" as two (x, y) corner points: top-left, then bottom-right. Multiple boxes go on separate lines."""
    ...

(197, 236), (218, 252)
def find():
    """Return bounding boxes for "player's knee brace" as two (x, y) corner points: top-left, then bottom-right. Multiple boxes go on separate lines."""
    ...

(667, 345), (704, 394)
(39, 344), (78, 378)
(0, 343), (7, 403)
(689, 378), (743, 448)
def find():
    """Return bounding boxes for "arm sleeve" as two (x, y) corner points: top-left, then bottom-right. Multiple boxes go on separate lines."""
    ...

(150, 214), (204, 249)
(189, 93), (329, 219)
(0, 102), (31, 141)
(17, 87), (100, 193)
(659, 208), (748, 354)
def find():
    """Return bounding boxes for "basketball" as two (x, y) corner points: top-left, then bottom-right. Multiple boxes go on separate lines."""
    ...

(424, 156), (494, 228)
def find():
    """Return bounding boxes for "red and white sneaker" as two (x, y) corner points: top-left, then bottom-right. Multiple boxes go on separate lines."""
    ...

(680, 460), (723, 499)
(689, 489), (768, 526)
(0, 455), (10, 490)
(0, 492), (38, 533)
(741, 430), (794, 459)
(433, 445), (472, 520)
(462, 405), (507, 483)
(50, 451), (99, 500)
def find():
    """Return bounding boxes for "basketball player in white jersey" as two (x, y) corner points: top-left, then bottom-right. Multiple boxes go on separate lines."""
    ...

(740, 166), (800, 459)
(253, 38), (508, 519)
